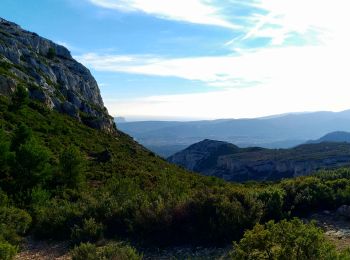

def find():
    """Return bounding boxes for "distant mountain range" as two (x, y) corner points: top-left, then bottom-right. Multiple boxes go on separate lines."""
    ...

(117, 110), (350, 157)
(168, 139), (350, 182)
(307, 131), (350, 144)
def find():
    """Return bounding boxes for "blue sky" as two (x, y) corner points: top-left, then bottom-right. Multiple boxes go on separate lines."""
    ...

(1, 0), (350, 120)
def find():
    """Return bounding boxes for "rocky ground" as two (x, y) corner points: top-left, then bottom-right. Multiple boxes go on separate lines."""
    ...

(15, 237), (70, 260)
(308, 210), (350, 250)
(15, 238), (231, 260)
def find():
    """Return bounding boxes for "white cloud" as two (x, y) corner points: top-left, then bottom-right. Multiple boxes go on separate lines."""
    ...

(88, 0), (239, 29)
(82, 0), (350, 119)
(237, 0), (350, 47)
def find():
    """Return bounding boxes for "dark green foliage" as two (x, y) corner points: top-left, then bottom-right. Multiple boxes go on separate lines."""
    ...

(257, 187), (286, 221)
(0, 130), (14, 183)
(71, 243), (98, 260)
(71, 242), (142, 260)
(0, 206), (32, 244)
(0, 241), (17, 260)
(11, 85), (29, 110)
(57, 146), (86, 188)
(71, 218), (104, 244)
(13, 139), (52, 194)
(10, 123), (32, 151)
(98, 242), (142, 260)
(47, 47), (56, 59)
(230, 218), (344, 260)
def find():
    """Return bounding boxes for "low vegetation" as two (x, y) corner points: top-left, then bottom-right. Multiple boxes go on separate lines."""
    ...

(1, 87), (350, 258)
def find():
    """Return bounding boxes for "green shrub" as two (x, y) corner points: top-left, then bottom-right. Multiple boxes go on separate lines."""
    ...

(71, 242), (142, 260)
(99, 242), (142, 260)
(58, 146), (86, 188)
(0, 206), (32, 244)
(47, 48), (56, 59)
(0, 240), (17, 260)
(230, 218), (340, 260)
(71, 242), (98, 260)
(11, 85), (29, 110)
(71, 218), (104, 244)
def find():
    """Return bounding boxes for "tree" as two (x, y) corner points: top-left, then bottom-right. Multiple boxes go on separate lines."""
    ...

(0, 130), (14, 183)
(10, 123), (32, 151)
(58, 146), (86, 188)
(230, 218), (342, 260)
(13, 139), (52, 194)
(11, 85), (29, 110)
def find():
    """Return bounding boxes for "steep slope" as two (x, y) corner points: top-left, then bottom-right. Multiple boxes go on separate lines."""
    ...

(118, 110), (350, 157)
(308, 131), (350, 144)
(0, 18), (115, 133)
(168, 139), (350, 181)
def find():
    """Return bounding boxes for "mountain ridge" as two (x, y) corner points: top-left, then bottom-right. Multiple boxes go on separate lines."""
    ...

(0, 17), (115, 133)
(168, 139), (350, 181)
(118, 109), (350, 157)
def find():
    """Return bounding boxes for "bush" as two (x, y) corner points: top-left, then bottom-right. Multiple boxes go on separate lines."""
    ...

(71, 242), (142, 260)
(71, 218), (104, 244)
(230, 218), (341, 260)
(99, 242), (142, 260)
(11, 85), (29, 110)
(71, 242), (98, 260)
(0, 206), (32, 244)
(58, 146), (86, 188)
(0, 240), (17, 260)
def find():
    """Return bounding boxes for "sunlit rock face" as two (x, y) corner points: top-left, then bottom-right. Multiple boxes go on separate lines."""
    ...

(0, 18), (115, 133)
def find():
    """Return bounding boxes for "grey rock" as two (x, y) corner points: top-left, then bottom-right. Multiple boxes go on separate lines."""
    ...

(0, 17), (115, 133)
(337, 205), (350, 218)
(0, 75), (16, 95)
(61, 101), (79, 119)
(168, 139), (350, 182)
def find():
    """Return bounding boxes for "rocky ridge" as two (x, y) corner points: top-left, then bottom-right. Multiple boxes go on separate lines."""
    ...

(168, 139), (350, 181)
(0, 18), (115, 133)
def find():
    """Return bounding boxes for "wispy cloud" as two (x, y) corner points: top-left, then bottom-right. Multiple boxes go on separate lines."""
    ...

(82, 0), (350, 119)
(88, 0), (240, 29)
(76, 37), (350, 90)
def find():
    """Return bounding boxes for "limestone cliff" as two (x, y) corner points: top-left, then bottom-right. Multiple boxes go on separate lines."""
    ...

(0, 18), (115, 133)
(168, 139), (350, 181)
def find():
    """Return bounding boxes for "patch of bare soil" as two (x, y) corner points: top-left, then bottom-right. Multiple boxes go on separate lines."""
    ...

(308, 211), (350, 251)
(15, 237), (71, 260)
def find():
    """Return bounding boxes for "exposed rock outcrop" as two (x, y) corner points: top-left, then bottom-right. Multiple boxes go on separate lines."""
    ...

(168, 139), (350, 181)
(0, 18), (115, 133)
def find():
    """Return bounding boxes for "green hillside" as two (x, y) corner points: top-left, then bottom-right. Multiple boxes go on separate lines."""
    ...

(2, 91), (350, 258)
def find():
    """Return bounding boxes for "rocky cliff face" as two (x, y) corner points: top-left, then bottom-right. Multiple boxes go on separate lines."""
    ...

(168, 140), (350, 182)
(0, 18), (115, 133)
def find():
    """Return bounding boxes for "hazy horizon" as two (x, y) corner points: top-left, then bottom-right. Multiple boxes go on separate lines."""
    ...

(117, 108), (350, 122)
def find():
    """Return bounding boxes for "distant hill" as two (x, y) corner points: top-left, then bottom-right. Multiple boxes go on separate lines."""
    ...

(168, 139), (350, 182)
(118, 110), (350, 157)
(307, 131), (350, 144)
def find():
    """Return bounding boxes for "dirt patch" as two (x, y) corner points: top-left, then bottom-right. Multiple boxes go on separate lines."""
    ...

(308, 211), (350, 251)
(15, 237), (71, 260)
